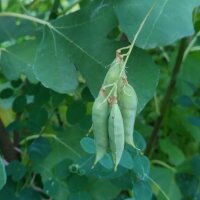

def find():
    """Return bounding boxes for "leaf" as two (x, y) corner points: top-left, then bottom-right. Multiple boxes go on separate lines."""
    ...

(150, 166), (181, 200)
(17, 188), (41, 200)
(0, 40), (38, 83)
(6, 160), (26, 182)
(0, 156), (6, 190)
(114, 0), (200, 48)
(88, 180), (120, 200)
(0, 17), (36, 42)
(12, 95), (27, 113)
(132, 155), (150, 178)
(133, 180), (152, 200)
(178, 51), (200, 95)
(32, 128), (84, 200)
(0, 88), (14, 99)
(69, 191), (92, 200)
(80, 137), (95, 154)
(175, 173), (199, 197)
(159, 138), (185, 166)
(192, 155), (200, 177)
(27, 107), (48, 132)
(188, 116), (200, 127)
(28, 137), (51, 162)
(66, 101), (86, 125)
(33, 26), (78, 93)
(134, 131), (146, 151)
(126, 48), (159, 112)
(119, 150), (134, 169)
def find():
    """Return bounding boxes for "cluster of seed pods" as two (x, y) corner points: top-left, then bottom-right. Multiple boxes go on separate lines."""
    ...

(92, 53), (138, 171)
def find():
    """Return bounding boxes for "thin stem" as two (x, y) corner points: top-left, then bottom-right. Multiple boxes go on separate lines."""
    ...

(120, 0), (158, 76)
(0, 12), (50, 26)
(20, 133), (81, 158)
(145, 38), (188, 156)
(183, 31), (200, 61)
(151, 159), (176, 173)
(146, 176), (170, 200)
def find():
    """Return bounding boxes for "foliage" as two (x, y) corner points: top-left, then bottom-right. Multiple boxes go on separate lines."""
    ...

(0, 0), (200, 200)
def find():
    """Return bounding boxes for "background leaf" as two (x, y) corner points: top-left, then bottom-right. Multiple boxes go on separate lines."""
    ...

(0, 156), (6, 190)
(114, 0), (200, 48)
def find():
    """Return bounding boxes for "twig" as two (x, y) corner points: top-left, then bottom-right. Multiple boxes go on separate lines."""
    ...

(145, 38), (188, 156)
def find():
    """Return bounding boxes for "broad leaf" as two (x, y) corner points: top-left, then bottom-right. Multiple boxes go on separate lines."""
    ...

(114, 0), (200, 48)
(150, 166), (181, 200)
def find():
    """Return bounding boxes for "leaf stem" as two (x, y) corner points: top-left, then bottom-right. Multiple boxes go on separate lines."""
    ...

(0, 12), (50, 26)
(20, 133), (81, 158)
(151, 159), (176, 173)
(119, 0), (158, 76)
(146, 176), (170, 200)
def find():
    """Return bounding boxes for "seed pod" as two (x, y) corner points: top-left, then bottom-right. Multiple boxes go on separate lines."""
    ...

(103, 59), (124, 88)
(92, 93), (109, 165)
(108, 103), (124, 171)
(118, 83), (138, 148)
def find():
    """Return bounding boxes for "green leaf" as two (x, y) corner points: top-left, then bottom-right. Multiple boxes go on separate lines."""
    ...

(126, 48), (159, 112)
(80, 137), (95, 154)
(27, 107), (48, 132)
(34, 85), (50, 105)
(6, 160), (26, 182)
(134, 131), (146, 151)
(178, 51), (200, 95)
(0, 156), (6, 190)
(48, 1), (119, 96)
(192, 155), (200, 177)
(114, 0), (200, 48)
(188, 116), (200, 127)
(52, 159), (73, 180)
(43, 176), (69, 199)
(150, 166), (181, 200)
(28, 137), (51, 162)
(99, 153), (113, 170)
(0, 180), (16, 199)
(88, 180), (120, 200)
(67, 101), (86, 125)
(0, 88), (14, 99)
(33, 26), (78, 93)
(132, 155), (150, 178)
(175, 173), (199, 197)
(17, 188), (41, 200)
(0, 39), (38, 83)
(67, 175), (89, 193)
(133, 180), (152, 200)
(0, 17), (35, 42)
(119, 150), (133, 169)
(69, 191), (92, 200)
(12, 95), (27, 113)
(159, 138), (185, 166)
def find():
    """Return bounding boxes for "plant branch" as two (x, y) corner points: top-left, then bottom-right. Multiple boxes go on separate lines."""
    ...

(0, 120), (18, 161)
(119, 0), (158, 76)
(0, 12), (50, 26)
(145, 38), (188, 156)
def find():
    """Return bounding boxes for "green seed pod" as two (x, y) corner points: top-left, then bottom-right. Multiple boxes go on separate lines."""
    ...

(108, 103), (124, 171)
(92, 94), (109, 165)
(103, 59), (124, 87)
(118, 83), (138, 148)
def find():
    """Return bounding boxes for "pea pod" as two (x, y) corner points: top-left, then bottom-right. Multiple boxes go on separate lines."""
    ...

(92, 93), (109, 165)
(103, 59), (124, 88)
(108, 103), (124, 171)
(118, 83), (138, 148)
